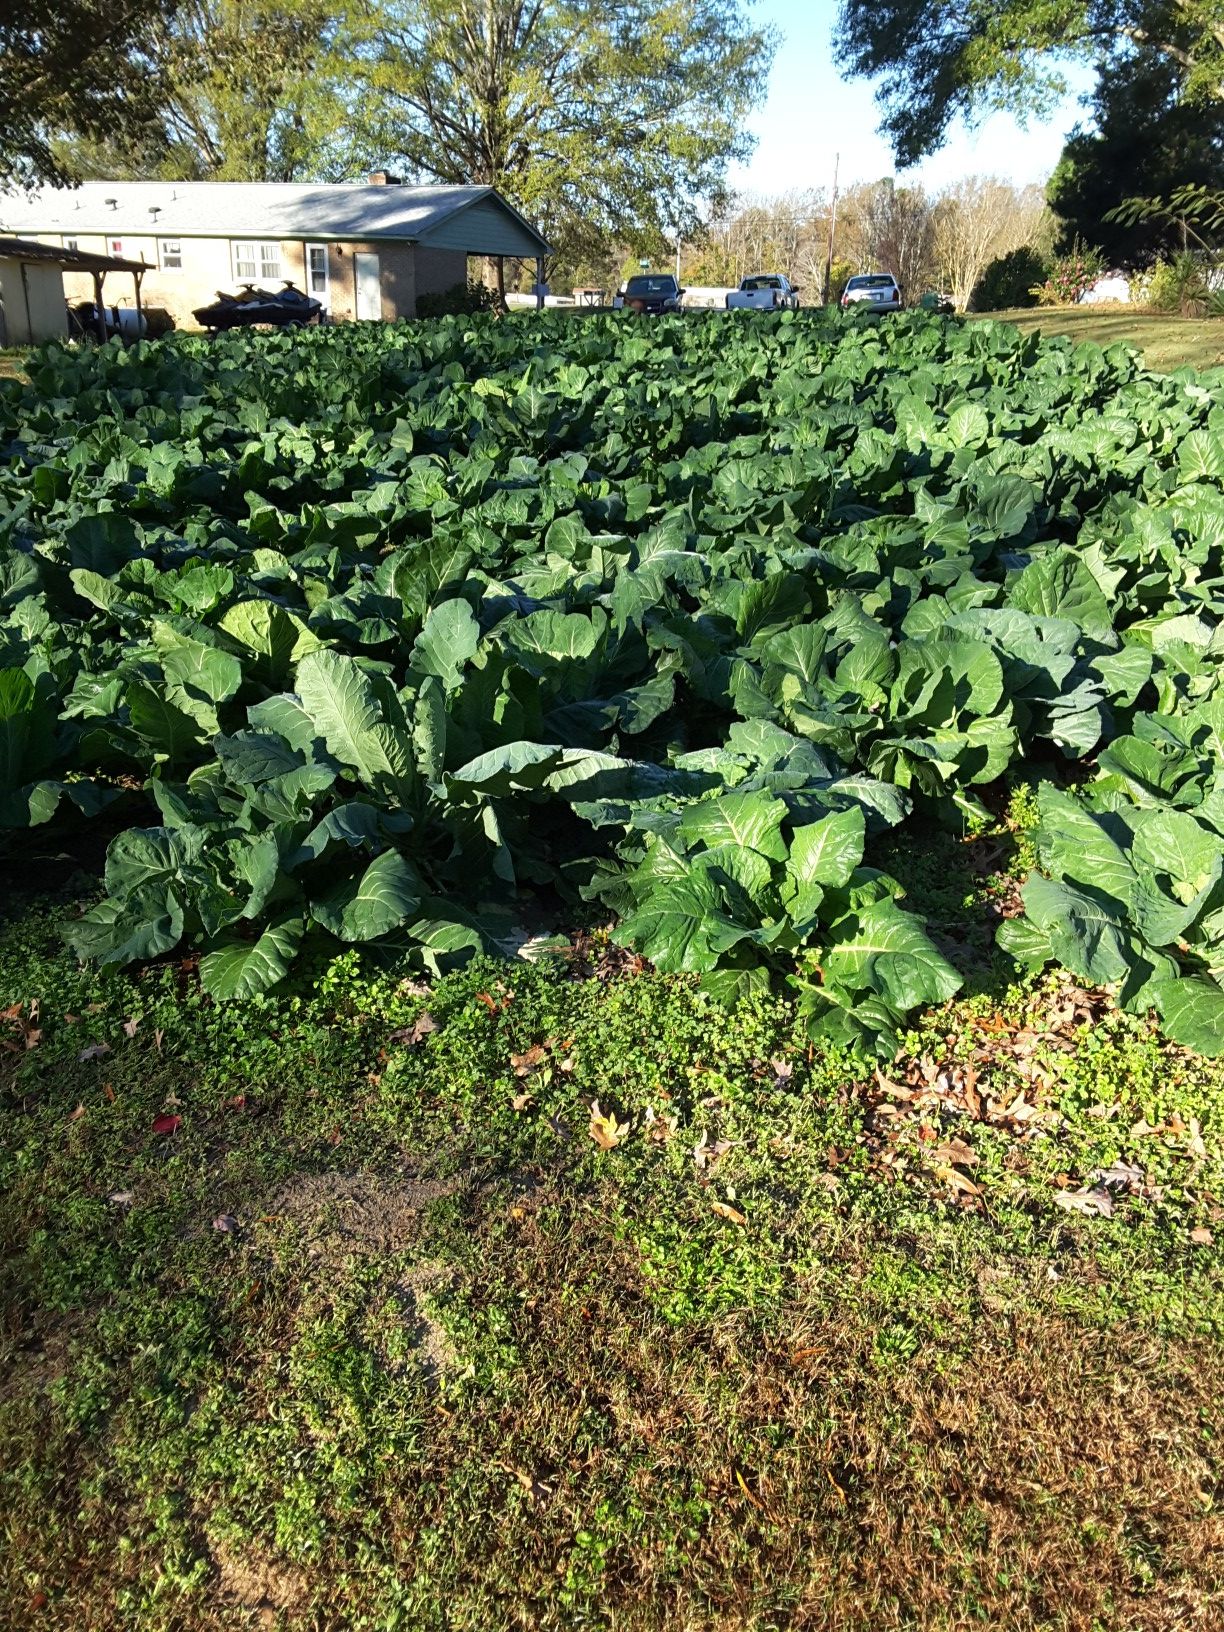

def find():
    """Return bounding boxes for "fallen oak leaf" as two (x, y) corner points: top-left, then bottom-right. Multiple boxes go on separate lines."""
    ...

(1054, 1184), (1113, 1218)
(66, 1103), (86, 1122)
(151, 1113), (182, 1136)
(1191, 1226), (1214, 1246)
(930, 1137), (978, 1169)
(1092, 1159), (1145, 1192)
(874, 1067), (914, 1101)
(388, 1012), (438, 1047)
(122, 1017), (139, 1039)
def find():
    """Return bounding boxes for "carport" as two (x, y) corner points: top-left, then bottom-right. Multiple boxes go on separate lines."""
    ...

(0, 236), (151, 344)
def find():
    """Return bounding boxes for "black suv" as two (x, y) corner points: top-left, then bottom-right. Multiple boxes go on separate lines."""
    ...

(616, 274), (684, 314)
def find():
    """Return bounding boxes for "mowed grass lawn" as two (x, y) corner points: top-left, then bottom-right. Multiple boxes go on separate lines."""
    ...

(974, 307), (1224, 373)
(4, 805), (1224, 1630)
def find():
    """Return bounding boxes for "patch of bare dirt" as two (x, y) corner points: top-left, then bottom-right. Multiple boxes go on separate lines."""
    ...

(266, 1170), (462, 1265)
(211, 1535), (311, 1622)
(369, 1263), (459, 1386)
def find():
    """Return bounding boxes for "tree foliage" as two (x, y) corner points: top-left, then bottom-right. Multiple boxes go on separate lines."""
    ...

(364, 0), (774, 265)
(0, 0), (175, 188)
(838, 179), (936, 301)
(835, 0), (1224, 166)
(49, 0), (369, 184)
(1048, 52), (1224, 263)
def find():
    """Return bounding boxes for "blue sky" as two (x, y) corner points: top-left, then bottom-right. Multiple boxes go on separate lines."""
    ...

(729, 0), (1096, 196)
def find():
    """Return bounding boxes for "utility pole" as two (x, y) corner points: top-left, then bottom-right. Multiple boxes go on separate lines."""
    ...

(821, 151), (840, 307)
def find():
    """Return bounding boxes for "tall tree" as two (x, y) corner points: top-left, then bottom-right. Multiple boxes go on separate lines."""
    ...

(1, 0), (175, 188)
(365, 0), (774, 268)
(838, 178), (937, 300)
(932, 177), (1048, 309)
(835, 0), (1224, 166)
(1048, 51), (1224, 262)
(50, 0), (368, 184)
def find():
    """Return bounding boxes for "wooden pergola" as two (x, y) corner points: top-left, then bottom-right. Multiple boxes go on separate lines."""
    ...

(0, 235), (152, 341)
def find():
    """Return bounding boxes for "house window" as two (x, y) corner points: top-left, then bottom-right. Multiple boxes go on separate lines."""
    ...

(306, 243), (329, 298)
(233, 240), (281, 281)
(158, 238), (182, 271)
(108, 238), (124, 257)
(63, 236), (78, 252)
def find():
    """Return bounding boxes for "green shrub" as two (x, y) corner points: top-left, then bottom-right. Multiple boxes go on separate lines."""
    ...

(416, 281), (501, 319)
(1141, 254), (1212, 316)
(971, 246), (1048, 312)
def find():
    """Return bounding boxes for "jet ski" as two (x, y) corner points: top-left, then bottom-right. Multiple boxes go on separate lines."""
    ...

(193, 281), (324, 333)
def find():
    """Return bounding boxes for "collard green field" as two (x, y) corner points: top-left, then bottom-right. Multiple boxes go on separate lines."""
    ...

(4, 310), (1224, 1055)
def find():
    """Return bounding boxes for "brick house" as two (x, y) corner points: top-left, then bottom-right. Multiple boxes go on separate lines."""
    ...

(0, 176), (551, 330)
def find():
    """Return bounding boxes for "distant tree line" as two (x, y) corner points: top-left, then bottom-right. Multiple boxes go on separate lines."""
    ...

(680, 176), (1051, 310)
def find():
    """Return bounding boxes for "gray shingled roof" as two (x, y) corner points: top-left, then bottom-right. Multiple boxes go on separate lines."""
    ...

(0, 182), (550, 253)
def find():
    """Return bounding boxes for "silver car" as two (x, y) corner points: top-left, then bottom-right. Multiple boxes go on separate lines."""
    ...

(841, 273), (902, 313)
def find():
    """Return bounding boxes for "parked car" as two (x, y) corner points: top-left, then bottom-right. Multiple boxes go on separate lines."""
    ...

(192, 281), (324, 334)
(725, 273), (801, 311)
(841, 273), (902, 313)
(613, 274), (684, 314)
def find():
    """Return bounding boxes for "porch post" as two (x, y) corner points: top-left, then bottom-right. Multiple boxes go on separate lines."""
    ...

(535, 257), (545, 311)
(92, 271), (107, 342)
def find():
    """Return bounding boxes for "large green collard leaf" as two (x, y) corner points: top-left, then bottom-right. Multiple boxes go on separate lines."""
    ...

(612, 871), (753, 973)
(310, 849), (422, 941)
(219, 600), (321, 687)
(818, 898), (962, 1014)
(677, 789), (789, 862)
(200, 916), (306, 999)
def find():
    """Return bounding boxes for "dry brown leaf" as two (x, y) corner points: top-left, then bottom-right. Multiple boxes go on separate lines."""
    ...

(509, 1044), (547, 1076)
(874, 1067), (914, 1101)
(510, 1092), (533, 1113)
(588, 1100), (629, 1152)
(936, 1166), (981, 1198)
(930, 1137), (978, 1169)
(643, 1105), (677, 1143)
(1054, 1185), (1113, 1218)
(711, 1199), (748, 1226)
(388, 1012), (438, 1047)
(1190, 1226), (1214, 1246)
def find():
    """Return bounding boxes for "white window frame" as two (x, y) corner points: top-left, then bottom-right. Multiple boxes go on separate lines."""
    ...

(63, 236), (79, 253)
(108, 237), (125, 258)
(305, 242), (329, 301)
(232, 240), (282, 282)
(158, 237), (182, 272)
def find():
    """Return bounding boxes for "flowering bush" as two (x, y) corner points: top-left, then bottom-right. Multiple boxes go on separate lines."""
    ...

(1029, 241), (1105, 306)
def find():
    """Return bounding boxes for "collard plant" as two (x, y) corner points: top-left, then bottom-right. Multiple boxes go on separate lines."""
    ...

(3, 308), (1224, 1054)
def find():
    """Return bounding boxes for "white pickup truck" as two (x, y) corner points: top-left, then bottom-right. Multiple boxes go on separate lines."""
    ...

(725, 274), (801, 311)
